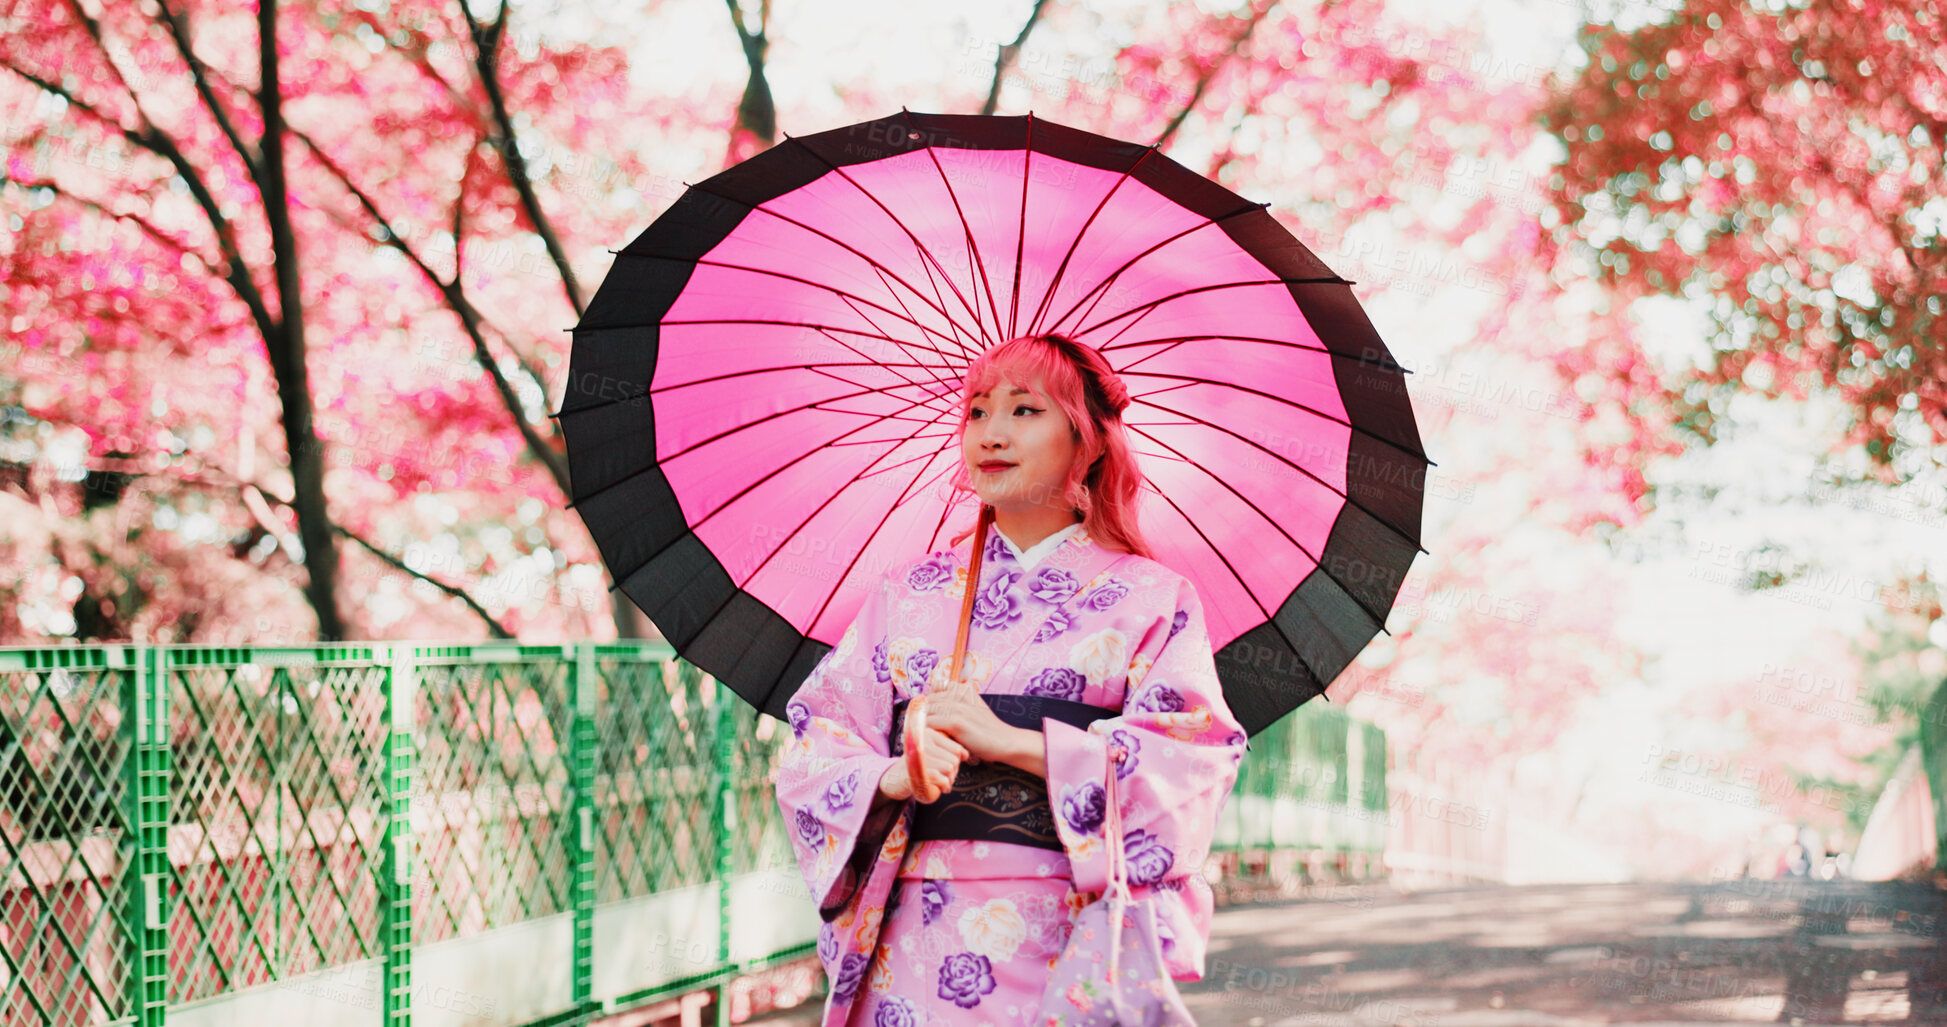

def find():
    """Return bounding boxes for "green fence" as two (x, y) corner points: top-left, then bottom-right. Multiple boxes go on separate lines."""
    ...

(1, 642), (1386, 1027)
(1214, 701), (1390, 855)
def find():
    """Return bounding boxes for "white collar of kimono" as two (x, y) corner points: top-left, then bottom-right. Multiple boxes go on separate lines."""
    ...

(993, 520), (1084, 572)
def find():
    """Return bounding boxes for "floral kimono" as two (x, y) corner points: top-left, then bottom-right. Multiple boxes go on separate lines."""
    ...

(775, 525), (1247, 1027)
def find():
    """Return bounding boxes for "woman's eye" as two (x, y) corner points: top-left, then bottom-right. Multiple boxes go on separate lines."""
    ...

(1015, 405), (1038, 416)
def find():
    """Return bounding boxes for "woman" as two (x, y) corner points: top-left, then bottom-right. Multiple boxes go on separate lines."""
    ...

(775, 333), (1247, 1026)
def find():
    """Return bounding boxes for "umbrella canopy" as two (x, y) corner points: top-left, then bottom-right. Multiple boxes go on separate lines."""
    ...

(561, 110), (1427, 735)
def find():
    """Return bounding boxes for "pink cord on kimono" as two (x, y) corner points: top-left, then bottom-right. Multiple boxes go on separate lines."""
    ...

(1104, 743), (1131, 985)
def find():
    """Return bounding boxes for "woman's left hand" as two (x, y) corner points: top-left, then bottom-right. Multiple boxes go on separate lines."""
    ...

(917, 681), (1023, 764)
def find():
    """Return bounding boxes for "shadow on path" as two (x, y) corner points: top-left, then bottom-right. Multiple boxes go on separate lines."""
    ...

(1185, 878), (1947, 1026)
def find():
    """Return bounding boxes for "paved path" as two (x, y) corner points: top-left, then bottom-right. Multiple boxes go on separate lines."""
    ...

(748, 878), (1947, 1025)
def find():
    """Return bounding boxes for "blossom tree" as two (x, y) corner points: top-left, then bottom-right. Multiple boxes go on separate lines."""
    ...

(1539, 0), (1945, 485)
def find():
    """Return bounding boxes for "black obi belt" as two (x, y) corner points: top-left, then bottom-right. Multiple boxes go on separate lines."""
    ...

(889, 692), (1119, 851)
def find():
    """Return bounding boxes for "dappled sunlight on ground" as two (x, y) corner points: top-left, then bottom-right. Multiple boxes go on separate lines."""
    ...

(1185, 879), (1947, 1025)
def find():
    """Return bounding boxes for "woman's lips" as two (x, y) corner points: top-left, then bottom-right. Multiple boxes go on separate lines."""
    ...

(978, 463), (1015, 472)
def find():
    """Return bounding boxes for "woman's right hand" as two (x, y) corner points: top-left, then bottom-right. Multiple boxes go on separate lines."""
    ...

(878, 727), (968, 803)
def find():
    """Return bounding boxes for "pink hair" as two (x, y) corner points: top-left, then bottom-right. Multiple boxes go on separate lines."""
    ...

(945, 334), (1154, 560)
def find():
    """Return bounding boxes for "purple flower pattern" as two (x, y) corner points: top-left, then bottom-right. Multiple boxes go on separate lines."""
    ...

(1167, 608), (1189, 641)
(1123, 828), (1175, 887)
(1023, 667), (1085, 701)
(906, 556), (955, 593)
(1133, 683), (1185, 714)
(905, 648), (940, 693)
(793, 807), (825, 849)
(1081, 578), (1130, 612)
(871, 639), (891, 685)
(821, 770), (859, 815)
(1027, 566), (1082, 605)
(1109, 728), (1142, 779)
(919, 880), (951, 925)
(786, 700), (810, 739)
(1060, 780), (1106, 836)
(1031, 607), (1076, 643)
(970, 570), (1024, 630)
(831, 952), (867, 1001)
(937, 952), (996, 1008)
(873, 997), (918, 1027)
(817, 921), (838, 966)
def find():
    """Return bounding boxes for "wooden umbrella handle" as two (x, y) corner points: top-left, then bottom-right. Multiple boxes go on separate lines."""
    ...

(906, 504), (991, 803)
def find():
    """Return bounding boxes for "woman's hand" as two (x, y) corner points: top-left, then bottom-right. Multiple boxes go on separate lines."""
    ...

(919, 681), (1028, 765)
(878, 727), (969, 803)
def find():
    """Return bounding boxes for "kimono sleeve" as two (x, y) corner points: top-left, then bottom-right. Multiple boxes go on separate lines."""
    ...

(773, 571), (906, 920)
(1043, 573), (1247, 978)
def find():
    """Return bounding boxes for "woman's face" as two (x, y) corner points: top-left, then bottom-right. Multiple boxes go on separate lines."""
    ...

(963, 373), (1079, 514)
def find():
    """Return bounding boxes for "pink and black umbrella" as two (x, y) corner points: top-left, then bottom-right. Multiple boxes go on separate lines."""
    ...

(560, 111), (1426, 735)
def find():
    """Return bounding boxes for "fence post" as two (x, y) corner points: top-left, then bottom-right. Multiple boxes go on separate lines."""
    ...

(567, 643), (597, 1021)
(381, 645), (418, 1026)
(713, 677), (736, 1027)
(121, 644), (170, 1027)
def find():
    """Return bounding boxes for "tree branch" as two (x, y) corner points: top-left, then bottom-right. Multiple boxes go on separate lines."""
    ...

(465, 0), (586, 317)
(58, 0), (142, 111)
(238, 477), (513, 639)
(1155, 0), (1278, 150)
(722, 0), (776, 163)
(289, 125), (573, 497)
(333, 521), (515, 638)
(1, 60), (278, 350)
(981, 0), (1051, 117)
(256, 0), (344, 639)
(10, 178), (211, 262)
(154, 0), (263, 186)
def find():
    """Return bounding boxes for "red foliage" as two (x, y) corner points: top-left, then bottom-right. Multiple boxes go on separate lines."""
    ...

(1541, 0), (1946, 475)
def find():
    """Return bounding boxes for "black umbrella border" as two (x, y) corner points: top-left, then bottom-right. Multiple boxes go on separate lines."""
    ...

(558, 110), (1429, 736)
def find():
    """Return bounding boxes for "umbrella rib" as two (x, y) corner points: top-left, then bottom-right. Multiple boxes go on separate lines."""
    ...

(871, 263), (975, 362)
(668, 384), (957, 467)
(1112, 337), (1198, 376)
(910, 244), (985, 354)
(1131, 389), (1428, 551)
(639, 377), (963, 522)
(1042, 200), (1272, 337)
(1076, 277), (1349, 340)
(846, 273), (969, 403)
(1026, 144), (1160, 337)
(1101, 333), (1406, 373)
(786, 133), (994, 348)
(829, 429), (956, 446)
(1008, 113), (1032, 339)
(899, 109), (1006, 345)
(646, 355), (954, 397)
(1126, 421), (1395, 630)
(1132, 369), (1425, 468)
(1120, 457), (1276, 626)
(667, 180), (976, 337)
(803, 323), (960, 401)
(736, 438), (961, 639)
(615, 253), (959, 351)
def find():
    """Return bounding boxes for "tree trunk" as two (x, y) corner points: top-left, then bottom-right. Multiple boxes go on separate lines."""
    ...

(259, 0), (344, 639)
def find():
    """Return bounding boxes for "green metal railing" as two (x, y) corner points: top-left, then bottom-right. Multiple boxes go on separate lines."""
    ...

(1214, 700), (1390, 855)
(1, 642), (1387, 1027)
